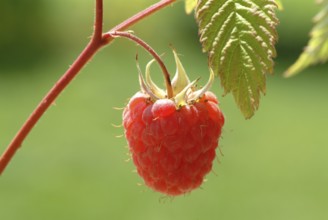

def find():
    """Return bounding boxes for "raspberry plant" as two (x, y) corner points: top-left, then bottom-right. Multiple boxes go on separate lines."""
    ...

(1, 0), (328, 195)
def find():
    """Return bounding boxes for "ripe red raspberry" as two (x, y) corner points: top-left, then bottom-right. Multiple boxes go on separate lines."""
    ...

(123, 51), (224, 196)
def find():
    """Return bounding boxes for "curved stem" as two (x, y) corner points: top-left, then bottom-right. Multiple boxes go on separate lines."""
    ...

(108, 31), (173, 98)
(0, 0), (177, 175)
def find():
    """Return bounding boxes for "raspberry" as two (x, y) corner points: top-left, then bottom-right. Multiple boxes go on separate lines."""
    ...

(123, 51), (224, 196)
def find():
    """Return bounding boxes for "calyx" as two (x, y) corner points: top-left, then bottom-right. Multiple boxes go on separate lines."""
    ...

(138, 50), (215, 108)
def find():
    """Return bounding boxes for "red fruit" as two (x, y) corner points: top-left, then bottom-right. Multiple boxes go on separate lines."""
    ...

(124, 92), (224, 196)
(122, 51), (224, 196)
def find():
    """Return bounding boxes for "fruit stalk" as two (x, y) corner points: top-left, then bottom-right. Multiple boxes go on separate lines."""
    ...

(0, 0), (177, 175)
(107, 31), (173, 98)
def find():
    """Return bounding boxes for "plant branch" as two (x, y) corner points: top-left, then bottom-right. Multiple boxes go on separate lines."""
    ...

(107, 0), (176, 34)
(108, 31), (173, 98)
(0, 0), (105, 175)
(94, 0), (104, 42)
(0, 0), (177, 175)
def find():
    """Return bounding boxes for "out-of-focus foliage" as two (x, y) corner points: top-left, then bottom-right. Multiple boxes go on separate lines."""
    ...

(285, 0), (328, 76)
(0, 0), (54, 70)
(275, 0), (283, 10)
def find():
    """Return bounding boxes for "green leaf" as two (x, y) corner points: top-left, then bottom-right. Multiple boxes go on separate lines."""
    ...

(185, 0), (198, 14)
(195, 0), (278, 119)
(285, 1), (328, 77)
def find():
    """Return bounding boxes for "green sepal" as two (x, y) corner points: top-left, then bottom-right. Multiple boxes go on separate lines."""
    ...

(145, 59), (167, 98)
(171, 50), (191, 95)
(174, 79), (199, 107)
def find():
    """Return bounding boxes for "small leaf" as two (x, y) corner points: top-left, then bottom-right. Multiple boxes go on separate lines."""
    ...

(285, 1), (328, 77)
(185, 0), (198, 14)
(195, 0), (278, 119)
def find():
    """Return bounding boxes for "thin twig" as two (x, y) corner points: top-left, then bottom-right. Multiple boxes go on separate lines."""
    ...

(108, 0), (175, 34)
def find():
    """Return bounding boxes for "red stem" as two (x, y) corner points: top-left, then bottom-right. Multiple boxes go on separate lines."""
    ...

(108, 31), (173, 98)
(0, 0), (105, 176)
(0, 0), (177, 175)
(94, 0), (104, 42)
(108, 0), (175, 33)
(0, 42), (100, 173)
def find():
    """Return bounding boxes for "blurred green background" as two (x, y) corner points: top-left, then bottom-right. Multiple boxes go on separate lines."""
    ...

(1, 0), (328, 219)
